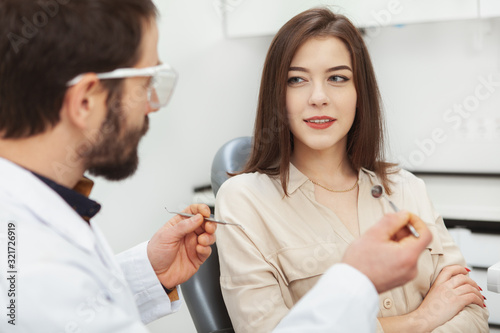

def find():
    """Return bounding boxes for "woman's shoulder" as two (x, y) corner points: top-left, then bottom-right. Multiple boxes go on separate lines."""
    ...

(386, 168), (425, 188)
(375, 168), (435, 216)
(217, 171), (277, 197)
(361, 167), (427, 196)
(361, 167), (423, 187)
(222, 171), (275, 186)
(388, 168), (426, 193)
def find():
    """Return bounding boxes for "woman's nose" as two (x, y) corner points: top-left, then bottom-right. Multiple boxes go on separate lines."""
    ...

(308, 83), (329, 107)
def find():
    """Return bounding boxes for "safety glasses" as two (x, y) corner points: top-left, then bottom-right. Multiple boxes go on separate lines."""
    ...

(66, 63), (177, 109)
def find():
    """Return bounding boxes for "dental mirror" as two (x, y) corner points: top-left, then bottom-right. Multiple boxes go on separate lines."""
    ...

(371, 185), (420, 238)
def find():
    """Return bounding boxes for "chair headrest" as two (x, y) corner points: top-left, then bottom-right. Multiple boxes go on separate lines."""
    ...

(211, 136), (252, 196)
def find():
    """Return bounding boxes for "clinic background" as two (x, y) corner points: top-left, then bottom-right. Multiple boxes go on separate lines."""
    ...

(88, 1), (500, 332)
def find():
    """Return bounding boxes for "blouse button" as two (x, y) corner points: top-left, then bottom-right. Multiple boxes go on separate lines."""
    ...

(383, 298), (393, 309)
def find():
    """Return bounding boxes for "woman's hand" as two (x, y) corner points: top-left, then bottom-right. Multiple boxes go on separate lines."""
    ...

(412, 265), (485, 332)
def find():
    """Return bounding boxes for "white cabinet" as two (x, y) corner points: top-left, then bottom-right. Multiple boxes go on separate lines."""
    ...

(449, 228), (500, 325)
(449, 228), (500, 268)
(224, 0), (479, 38)
(470, 269), (500, 324)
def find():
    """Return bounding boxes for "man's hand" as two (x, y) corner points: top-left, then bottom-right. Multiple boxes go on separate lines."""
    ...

(342, 211), (432, 293)
(147, 204), (217, 289)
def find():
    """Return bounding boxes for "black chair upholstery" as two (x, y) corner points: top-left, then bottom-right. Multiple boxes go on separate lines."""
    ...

(182, 137), (252, 333)
(210, 136), (253, 196)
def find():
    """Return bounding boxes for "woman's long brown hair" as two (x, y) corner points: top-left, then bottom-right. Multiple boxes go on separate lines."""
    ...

(239, 7), (396, 195)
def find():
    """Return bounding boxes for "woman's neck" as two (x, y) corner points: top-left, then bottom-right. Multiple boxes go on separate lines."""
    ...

(291, 143), (357, 187)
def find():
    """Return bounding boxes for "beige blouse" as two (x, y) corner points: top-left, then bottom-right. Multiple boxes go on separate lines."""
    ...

(215, 165), (489, 333)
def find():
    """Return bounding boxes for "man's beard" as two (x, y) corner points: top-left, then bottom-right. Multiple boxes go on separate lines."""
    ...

(82, 95), (149, 181)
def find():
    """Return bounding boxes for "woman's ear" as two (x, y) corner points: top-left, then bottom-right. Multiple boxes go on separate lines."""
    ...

(61, 74), (107, 130)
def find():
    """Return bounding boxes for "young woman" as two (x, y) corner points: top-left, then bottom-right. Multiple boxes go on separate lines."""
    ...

(215, 8), (489, 333)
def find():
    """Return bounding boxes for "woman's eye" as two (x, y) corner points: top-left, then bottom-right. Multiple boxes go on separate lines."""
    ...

(329, 75), (348, 83)
(287, 77), (305, 85)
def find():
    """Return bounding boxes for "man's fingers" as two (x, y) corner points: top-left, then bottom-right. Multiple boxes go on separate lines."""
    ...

(193, 221), (217, 238)
(198, 231), (216, 247)
(391, 224), (411, 241)
(367, 211), (412, 240)
(171, 214), (204, 237)
(406, 213), (432, 246)
(185, 204), (211, 218)
(202, 221), (217, 235)
(196, 244), (212, 262)
(367, 211), (432, 258)
(390, 212), (432, 253)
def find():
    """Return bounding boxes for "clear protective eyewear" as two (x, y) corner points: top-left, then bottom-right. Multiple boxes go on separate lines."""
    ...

(66, 63), (177, 109)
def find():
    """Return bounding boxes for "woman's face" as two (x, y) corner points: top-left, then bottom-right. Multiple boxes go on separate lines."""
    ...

(286, 36), (357, 156)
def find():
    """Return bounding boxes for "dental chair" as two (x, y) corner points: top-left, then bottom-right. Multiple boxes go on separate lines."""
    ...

(182, 136), (253, 333)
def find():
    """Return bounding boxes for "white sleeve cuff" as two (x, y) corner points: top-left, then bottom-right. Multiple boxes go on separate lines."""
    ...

(116, 241), (182, 324)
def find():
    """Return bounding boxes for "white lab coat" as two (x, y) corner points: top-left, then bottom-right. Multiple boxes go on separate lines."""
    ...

(0, 158), (180, 332)
(274, 263), (379, 333)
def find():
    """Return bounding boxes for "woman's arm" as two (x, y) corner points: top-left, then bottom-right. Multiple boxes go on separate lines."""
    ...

(379, 174), (489, 332)
(378, 265), (485, 333)
(420, 216), (489, 332)
(215, 180), (291, 333)
(418, 179), (489, 332)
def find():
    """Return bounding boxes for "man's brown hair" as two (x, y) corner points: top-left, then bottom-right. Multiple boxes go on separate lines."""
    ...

(0, 0), (158, 138)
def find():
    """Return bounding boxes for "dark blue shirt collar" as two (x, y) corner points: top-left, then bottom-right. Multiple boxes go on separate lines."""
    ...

(32, 173), (101, 224)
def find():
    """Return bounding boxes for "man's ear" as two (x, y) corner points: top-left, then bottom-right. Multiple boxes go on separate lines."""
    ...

(61, 74), (107, 130)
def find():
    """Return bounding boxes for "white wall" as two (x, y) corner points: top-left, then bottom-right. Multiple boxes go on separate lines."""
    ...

(90, 2), (500, 332)
(367, 18), (500, 222)
(369, 18), (500, 174)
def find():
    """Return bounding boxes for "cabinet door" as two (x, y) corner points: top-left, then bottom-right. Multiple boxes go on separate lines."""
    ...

(224, 0), (478, 38)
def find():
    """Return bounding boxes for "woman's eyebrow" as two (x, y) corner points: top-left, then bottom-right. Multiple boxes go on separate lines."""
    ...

(288, 65), (352, 72)
(326, 65), (352, 72)
(289, 66), (309, 73)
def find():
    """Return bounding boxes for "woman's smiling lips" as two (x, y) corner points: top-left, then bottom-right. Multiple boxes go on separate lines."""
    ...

(304, 116), (336, 129)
